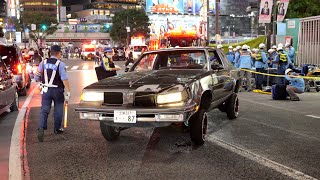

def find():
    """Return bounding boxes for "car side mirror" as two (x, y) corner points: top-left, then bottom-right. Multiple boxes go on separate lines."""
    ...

(211, 63), (224, 70)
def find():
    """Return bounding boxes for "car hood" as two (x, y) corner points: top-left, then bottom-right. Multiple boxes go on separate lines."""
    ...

(85, 69), (207, 91)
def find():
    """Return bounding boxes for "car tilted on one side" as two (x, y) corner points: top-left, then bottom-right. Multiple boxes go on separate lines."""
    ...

(76, 47), (241, 145)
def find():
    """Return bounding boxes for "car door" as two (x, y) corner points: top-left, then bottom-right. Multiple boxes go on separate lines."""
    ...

(0, 60), (8, 110)
(208, 50), (232, 103)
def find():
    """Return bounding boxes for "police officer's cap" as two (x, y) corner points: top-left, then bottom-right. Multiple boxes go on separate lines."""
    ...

(104, 48), (113, 53)
(50, 45), (62, 52)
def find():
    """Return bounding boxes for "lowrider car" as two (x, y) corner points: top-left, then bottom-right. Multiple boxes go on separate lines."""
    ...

(76, 47), (241, 145)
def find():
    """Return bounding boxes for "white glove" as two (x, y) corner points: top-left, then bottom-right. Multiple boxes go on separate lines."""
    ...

(65, 92), (71, 101)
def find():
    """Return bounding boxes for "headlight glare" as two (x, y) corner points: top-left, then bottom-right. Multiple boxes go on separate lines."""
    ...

(157, 92), (183, 104)
(81, 91), (104, 102)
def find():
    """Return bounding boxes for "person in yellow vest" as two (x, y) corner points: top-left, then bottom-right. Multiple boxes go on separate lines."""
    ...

(272, 47), (288, 85)
(99, 48), (121, 80)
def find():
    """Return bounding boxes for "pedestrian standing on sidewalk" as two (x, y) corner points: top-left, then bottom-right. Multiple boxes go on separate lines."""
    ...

(35, 45), (71, 142)
(285, 69), (304, 101)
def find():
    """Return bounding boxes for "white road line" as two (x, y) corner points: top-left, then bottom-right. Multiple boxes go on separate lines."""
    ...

(82, 65), (89, 70)
(70, 66), (79, 70)
(9, 85), (39, 180)
(306, 115), (320, 119)
(208, 136), (317, 180)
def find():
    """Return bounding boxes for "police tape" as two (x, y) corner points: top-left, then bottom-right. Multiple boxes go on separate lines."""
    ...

(240, 69), (320, 80)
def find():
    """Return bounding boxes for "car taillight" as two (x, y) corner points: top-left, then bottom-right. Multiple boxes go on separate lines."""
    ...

(17, 64), (22, 74)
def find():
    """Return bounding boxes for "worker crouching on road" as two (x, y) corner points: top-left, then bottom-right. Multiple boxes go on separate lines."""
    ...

(35, 45), (71, 142)
(101, 48), (121, 79)
(285, 69), (305, 101)
(239, 45), (253, 91)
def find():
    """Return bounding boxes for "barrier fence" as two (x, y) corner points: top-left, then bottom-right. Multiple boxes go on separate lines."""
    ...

(297, 15), (320, 66)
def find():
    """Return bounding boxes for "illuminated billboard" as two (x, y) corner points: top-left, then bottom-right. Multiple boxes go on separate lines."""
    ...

(146, 0), (184, 14)
(149, 14), (206, 38)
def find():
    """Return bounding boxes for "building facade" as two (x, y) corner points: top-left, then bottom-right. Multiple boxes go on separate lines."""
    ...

(20, 0), (62, 20)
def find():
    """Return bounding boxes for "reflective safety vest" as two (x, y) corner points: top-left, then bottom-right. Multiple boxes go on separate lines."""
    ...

(40, 58), (63, 93)
(278, 53), (287, 63)
(255, 52), (262, 61)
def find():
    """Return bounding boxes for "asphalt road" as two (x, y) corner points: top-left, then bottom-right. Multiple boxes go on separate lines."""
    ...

(2, 59), (320, 180)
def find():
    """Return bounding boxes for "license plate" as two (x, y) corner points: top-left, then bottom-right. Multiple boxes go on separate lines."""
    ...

(114, 110), (136, 123)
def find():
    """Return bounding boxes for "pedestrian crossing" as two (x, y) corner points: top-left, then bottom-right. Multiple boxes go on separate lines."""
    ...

(66, 65), (97, 71)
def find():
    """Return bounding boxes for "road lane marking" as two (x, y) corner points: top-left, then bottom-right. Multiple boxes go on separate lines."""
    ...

(65, 66), (69, 69)
(9, 85), (39, 180)
(82, 65), (89, 70)
(242, 117), (320, 142)
(306, 115), (320, 119)
(208, 136), (317, 180)
(71, 66), (79, 70)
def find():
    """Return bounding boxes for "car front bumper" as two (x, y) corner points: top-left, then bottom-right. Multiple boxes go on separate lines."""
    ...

(76, 102), (197, 127)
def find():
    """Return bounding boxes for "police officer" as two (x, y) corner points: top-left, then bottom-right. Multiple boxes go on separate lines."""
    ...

(35, 45), (70, 142)
(272, 47), (288, 85)
(226, 46), (235, 64)
(285, 43), (295, 62)
(239, 45), (253, 91)
(234, 46), (241, 68)
(254, 43), (268, 90)
(100, 48), (121, 79)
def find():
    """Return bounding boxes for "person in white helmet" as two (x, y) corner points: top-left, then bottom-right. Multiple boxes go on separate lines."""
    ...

(239, 45), (253, 91)
(217, 44), (223, 50)
(285, 69), (304, 101)
(226, 46), (235, 64)
(234, 46), (242, 68)
(271, 47), (288, 85)
(285, 42), (295, 64)
(254, 43), (268, 90)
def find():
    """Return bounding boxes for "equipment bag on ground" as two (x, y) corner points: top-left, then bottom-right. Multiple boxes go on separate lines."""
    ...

(272, 84), (288, 100)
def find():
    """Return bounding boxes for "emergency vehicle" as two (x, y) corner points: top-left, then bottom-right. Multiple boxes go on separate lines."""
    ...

(81, 44), (96, 61)
(129, 36), (149, 60)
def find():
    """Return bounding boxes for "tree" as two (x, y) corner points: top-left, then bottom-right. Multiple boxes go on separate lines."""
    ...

(110, 9), (149, 45)
(286, 0), (320, 18)
(20, 12), (58, 48)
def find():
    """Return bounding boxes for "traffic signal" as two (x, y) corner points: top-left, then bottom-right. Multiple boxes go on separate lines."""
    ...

(41, 24), (47, 30)
(105, 24), (110, 29)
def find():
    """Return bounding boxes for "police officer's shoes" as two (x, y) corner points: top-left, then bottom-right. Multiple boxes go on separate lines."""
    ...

(54, 128), (64, 134)
(38, 128), (44, 142)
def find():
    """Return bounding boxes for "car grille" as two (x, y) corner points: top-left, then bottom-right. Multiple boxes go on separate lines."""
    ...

(104, 92), (123, 105)
(134, 92), (156, 107)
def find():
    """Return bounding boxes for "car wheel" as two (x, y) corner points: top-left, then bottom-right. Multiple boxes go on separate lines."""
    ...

(316, 87), (320, 92)
(190, 109), (208, 145)
(226, 93), (239, 120)
(100, 121), (120, 141)
(218, 103), (226, 112)
(19, 87), (27, 96)
(10, 91), (19, 111)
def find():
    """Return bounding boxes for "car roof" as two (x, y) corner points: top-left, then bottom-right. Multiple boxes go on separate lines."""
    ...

(145, 47), (216, 54)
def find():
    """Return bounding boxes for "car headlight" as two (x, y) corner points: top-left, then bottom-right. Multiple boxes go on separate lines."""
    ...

(157, 91), (188, 105)
(80, 91), (104, 102)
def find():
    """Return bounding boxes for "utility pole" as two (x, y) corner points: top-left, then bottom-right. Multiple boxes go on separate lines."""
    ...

(272, 0), (277, 45)
(215, 0), (220, 35)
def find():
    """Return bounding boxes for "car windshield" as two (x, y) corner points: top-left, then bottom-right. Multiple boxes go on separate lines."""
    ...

(133, 50), (207, 72)
(133, 46), (147, 52)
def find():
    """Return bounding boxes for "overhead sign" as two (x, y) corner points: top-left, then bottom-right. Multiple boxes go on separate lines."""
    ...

(259, 0), (273, 23)
(277, 0), (289, 22)
(60, 6), (67, 22)
(146, 0), (184, 14)
(68, 19), (78, 25)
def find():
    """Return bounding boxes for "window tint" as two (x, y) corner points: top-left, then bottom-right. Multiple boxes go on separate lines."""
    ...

(208, 50), (223, 66)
